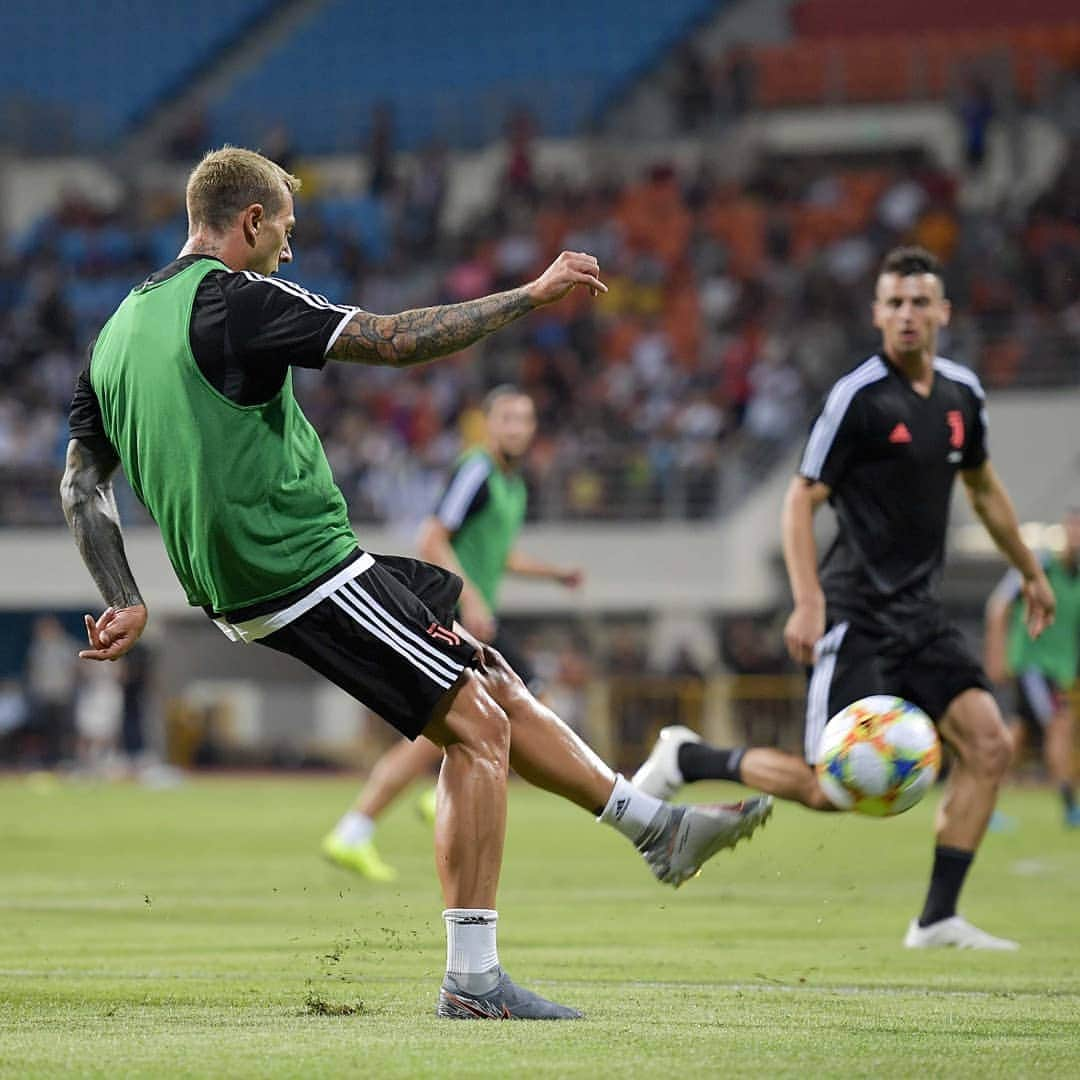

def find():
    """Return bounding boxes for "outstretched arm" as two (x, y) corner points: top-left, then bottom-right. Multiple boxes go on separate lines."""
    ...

(781, 476), (831, 665)
(60, 437), (147, 660)
(983, 575), (1017, 684)
(328, 251), (605, 367)
(505, 549), (582, 588)
(962, 460), (1054, 638)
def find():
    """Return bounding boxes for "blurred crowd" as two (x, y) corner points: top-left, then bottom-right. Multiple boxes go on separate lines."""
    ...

(0, 614), (153, 774)
(2, 115), (1079, 527)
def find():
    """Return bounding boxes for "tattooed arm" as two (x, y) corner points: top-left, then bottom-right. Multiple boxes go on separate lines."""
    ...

(60, 437), (148, 660)
(328, 250), (605, 366)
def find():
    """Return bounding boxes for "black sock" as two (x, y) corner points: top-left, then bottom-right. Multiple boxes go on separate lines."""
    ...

(1061, 783), (1076, 814)
(677, 743), (745, 784)
(918, 846), (974, 927)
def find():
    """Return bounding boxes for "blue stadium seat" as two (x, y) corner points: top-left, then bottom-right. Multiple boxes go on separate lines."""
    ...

(0, 0), (271, 147)
(210, 0), (722, 152)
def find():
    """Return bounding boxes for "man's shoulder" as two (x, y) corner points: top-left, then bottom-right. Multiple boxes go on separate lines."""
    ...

(932, 356), (986, 400)
(820, 355), (890, 411)
(454, 447), (494, 472)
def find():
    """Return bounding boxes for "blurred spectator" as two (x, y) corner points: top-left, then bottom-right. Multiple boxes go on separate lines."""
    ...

(75, 657), (123, 773)
(722, 47), (756, 118)
(0, 679), (29, 758)
(367, 101), (397, 196)
(504, 108), (536, 197)
(2, 138), (1079, 528)
(958, 76), (995, 171)
(672, 41), (714, 131)
(25, 616), (80, 766)
(121, 643), (152, 764)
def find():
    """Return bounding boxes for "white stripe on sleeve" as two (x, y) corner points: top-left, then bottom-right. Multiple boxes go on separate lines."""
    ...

(437, 456), (492, 531)
(800, 357), (887, 480)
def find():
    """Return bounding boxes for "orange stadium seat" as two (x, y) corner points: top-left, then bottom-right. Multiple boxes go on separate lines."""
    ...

(793, 0), (1079, 38)
(752, 23), (1080, 108)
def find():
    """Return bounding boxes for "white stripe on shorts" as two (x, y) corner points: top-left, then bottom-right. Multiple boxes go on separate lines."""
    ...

(332, 580), (464, 688)
(804, 622), (849, 763)
(342, 579), (466, 681)
(329, 589), (455, 689)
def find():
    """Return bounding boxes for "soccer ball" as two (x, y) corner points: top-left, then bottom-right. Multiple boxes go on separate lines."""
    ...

(816, 696), (941, 817)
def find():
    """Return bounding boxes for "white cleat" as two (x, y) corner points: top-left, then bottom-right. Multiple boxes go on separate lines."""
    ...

(903, 916), (1019, 951)
(639, 797), (773, 887)
(631, 725), (702, 801)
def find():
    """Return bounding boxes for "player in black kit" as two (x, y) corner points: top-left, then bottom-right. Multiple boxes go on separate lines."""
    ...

(634, 247), (1055, 950)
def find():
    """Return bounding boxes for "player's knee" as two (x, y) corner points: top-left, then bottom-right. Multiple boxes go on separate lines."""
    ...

(454, 671), (511, 766)
(970, 725), (1012, 779)
(481, 645), (526, 691)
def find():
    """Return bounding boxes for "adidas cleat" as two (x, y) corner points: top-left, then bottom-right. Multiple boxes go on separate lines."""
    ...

(631, 725), (701, 801)
(639, 797), (773, 887)
(320, 833), (398, 883)
(437, 968), (582, 1020)
(903, 916), (1018, 951)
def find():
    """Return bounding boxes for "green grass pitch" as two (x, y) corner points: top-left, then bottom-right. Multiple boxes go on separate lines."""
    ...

(1, 775), (1077, 1078)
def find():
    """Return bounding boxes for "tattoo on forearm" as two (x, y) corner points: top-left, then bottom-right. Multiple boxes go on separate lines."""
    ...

(330, 287), (535, 366)
(60, 440), (144, 610)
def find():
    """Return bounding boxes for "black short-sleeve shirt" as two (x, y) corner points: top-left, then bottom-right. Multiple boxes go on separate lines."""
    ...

(798, 354), (989, 637)
(68, 254), (359, 441)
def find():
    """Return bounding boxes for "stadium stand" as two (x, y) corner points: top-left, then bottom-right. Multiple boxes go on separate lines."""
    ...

(208, 0), (723, 152)
(0, 0), (275, 150)
(1, 1), (1078, 531)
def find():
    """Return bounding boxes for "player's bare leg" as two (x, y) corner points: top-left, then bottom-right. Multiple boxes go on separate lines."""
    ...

(738, 748), (837, 812)
(905, 688), (1017, 950)
(471, 645), (772, 881)
(422, 673), (510, 910)
(422, 670), (583, 1019)
(473, 648), (614, 811)
(633, 727), (836, 811)
(935, 689), (1010, 850)
(418, 650), (772, 1020)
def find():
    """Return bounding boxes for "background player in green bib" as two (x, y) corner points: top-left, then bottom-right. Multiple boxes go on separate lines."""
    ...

(985, 508), (1080, 827)
(322, 386), (584, 881)
(61, 147), (770, 1020)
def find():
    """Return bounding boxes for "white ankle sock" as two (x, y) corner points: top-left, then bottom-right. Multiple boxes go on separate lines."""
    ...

(444, 909), (499, 993)
(598, 774), (665, 844)
(334, 811), (374, 845)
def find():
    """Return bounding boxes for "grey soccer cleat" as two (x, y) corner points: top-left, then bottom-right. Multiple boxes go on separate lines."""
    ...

(631, 725), (702, 800)
(638, 797), (773, 887)
(436, 968), (583, 1020)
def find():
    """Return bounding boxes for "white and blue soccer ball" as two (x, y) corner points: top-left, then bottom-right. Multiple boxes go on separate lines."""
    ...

(816, 695), (941, 817)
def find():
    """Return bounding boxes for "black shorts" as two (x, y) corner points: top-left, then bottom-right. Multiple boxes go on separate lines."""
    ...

(1014, 669), (1067, 731)
(803, 620), (991, 763)
(258, 554), (479, 740)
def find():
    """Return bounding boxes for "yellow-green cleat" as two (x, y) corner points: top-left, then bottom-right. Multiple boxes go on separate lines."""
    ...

(321, 833), (398, 882)
(416, 785), (438, 826)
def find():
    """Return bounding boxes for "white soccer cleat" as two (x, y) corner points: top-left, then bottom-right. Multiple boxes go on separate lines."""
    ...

(631, 725), (702, 801)
(903, 916), (1019, 951)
